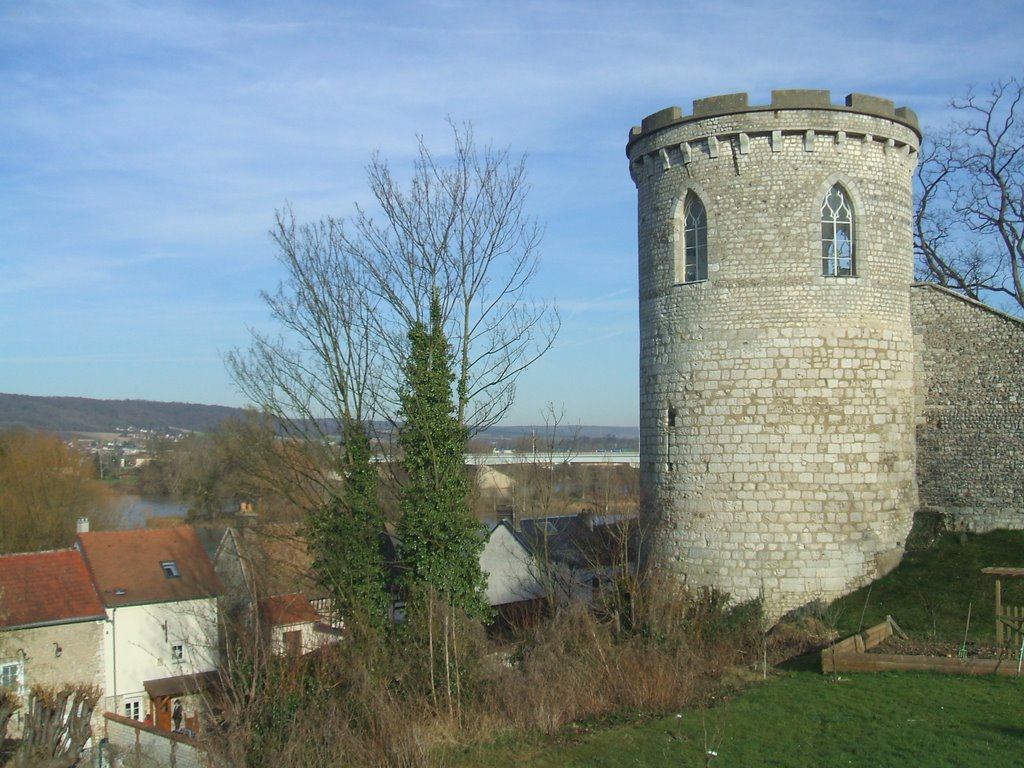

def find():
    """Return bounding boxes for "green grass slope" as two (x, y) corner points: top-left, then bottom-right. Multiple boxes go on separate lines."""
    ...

(445, 528), (1024, 768)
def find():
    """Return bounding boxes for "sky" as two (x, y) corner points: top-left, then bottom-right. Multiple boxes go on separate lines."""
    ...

(1, 1), (1021, 428)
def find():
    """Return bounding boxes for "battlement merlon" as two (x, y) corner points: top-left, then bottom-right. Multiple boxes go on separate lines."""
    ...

(626, 90), (921, 156)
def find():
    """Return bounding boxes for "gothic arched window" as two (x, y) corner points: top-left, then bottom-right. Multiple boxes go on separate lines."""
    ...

(821, 184), (855, 277)
(681, 192), (708, 283)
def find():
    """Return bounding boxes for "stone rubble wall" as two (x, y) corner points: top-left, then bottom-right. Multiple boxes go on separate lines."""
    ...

(911, 284), (1024, 532)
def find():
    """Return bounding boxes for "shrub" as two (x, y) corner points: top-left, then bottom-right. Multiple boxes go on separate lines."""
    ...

(203, 578), (765, 766)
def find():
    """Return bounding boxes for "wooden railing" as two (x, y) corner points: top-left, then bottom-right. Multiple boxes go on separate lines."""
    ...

(997, 604), (1024, 648)
(981, 567), (1024, 650)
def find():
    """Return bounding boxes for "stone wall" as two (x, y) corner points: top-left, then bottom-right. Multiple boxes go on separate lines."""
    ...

(911, 284), (1024, 531)
(628, 91), (921, 619)
(1, 620), (104, 738)
(103, 713), (208, 768)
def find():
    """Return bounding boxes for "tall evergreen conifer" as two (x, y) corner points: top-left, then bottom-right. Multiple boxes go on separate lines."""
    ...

(307, 418), (390, 633)
(397, 290), (488, 620)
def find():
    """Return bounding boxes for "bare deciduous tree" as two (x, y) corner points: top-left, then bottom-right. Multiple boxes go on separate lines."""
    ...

(916, 77), (1024, 313)
(342, 120), (559, 433)
(226, 211), (382, 509)
(228, 120), (559, 468)
(7, 685), (99, 768)
(0, 430), (117, 555)
(226, 122), (557, 628)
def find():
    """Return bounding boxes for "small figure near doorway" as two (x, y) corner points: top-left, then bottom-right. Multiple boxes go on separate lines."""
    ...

(172, 699), (183, 732)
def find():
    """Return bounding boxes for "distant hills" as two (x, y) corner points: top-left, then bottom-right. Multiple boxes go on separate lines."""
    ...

(0, 393), (247, 434)
(0, 393), (639, 439)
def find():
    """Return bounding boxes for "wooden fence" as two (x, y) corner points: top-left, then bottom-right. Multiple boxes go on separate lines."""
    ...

(997, 603), (1024, 649)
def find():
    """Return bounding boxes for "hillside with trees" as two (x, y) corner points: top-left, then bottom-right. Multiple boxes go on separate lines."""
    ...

(0, 393), (637, 442)
(0, 393), (248, 434)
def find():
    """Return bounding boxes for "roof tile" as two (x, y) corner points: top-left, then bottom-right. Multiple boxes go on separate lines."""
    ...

(0, 549), (106, 628)
(258, 592), (319, 627)
(77, 526), (222, 607)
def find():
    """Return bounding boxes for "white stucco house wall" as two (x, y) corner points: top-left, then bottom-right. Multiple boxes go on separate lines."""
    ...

(480, 521), (546, 609)
(76, 526), (222, 733)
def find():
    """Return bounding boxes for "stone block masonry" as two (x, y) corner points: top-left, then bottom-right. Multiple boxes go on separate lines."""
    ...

(628, 90), (921, 620)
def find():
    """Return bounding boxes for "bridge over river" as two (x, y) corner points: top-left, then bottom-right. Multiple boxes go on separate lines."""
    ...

(464, 451), (639, 467)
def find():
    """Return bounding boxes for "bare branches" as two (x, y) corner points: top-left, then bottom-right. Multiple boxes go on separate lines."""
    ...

(0, 688), (17, 746)
(225, 206), (387, 510)
(10, 685), (100, 768)
(227, 121), (558, 469)
(225, 122), (555, 629)
(915, 77), (1024, 312)
(344, 120), (560, 433)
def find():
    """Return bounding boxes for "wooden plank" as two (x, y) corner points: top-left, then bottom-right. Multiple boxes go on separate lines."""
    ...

(861, 622), (892, 649)
(981, 567), (1024, 577)
(820, 620), (894, 672)
(829, 634), (862, 655)
(829, 652), (1024, 677)
(887, 615), (908, 640)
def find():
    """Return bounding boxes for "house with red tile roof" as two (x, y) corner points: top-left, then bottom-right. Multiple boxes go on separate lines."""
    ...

(76, 525), (222, 733)
(0, 548), (107, 736)
(214, 524), (342, 655)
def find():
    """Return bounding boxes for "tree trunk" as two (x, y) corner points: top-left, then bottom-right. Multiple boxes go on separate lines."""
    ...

(13, 686), (99, 768)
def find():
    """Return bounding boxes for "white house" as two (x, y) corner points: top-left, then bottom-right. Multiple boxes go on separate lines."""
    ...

(214, 524), (342, 655)
(76, 526), (222, 733)
(257, 593), (327, 655)
(480, 521), (546, 610)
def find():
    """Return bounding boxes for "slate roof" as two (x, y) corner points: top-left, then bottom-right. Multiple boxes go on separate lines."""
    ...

(517, 514), (637, 569)
(0, 548), (106, 629)
(77, 526), (223, 607)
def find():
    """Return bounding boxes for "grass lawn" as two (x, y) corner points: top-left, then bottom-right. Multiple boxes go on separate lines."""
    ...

(828, 530), (1024, 642)
(445, 671), (1024, 767)
(444, 530), (1024, 767)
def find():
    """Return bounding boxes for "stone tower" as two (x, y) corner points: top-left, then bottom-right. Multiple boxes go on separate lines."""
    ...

(627, 90), (921, 618)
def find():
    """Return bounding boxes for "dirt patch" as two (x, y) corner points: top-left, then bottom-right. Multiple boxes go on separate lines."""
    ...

(867, 636), (1003, 660)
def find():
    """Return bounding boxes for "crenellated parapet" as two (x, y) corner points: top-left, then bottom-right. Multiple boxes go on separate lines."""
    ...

(627, 90), (920, 185)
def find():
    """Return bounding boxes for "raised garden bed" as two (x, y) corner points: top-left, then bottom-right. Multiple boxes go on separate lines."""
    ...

(821, 616), (1024, 677)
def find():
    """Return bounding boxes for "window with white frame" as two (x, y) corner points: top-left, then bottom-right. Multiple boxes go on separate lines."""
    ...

(0, 660), (21, 692)
(681, 192), (708, 283)
(124, 698), (142, 720)
(821, 184), (855, 277)
(171, 642), (184, 663)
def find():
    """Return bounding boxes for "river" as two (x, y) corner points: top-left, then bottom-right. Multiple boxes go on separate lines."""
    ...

(112, 494), (190, 528)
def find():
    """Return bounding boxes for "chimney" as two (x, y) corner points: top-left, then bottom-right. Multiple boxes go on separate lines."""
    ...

(76, 517), (90, 534)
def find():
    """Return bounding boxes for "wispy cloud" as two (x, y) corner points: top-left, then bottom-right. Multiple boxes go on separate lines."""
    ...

(0, 0), (1020, 423)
